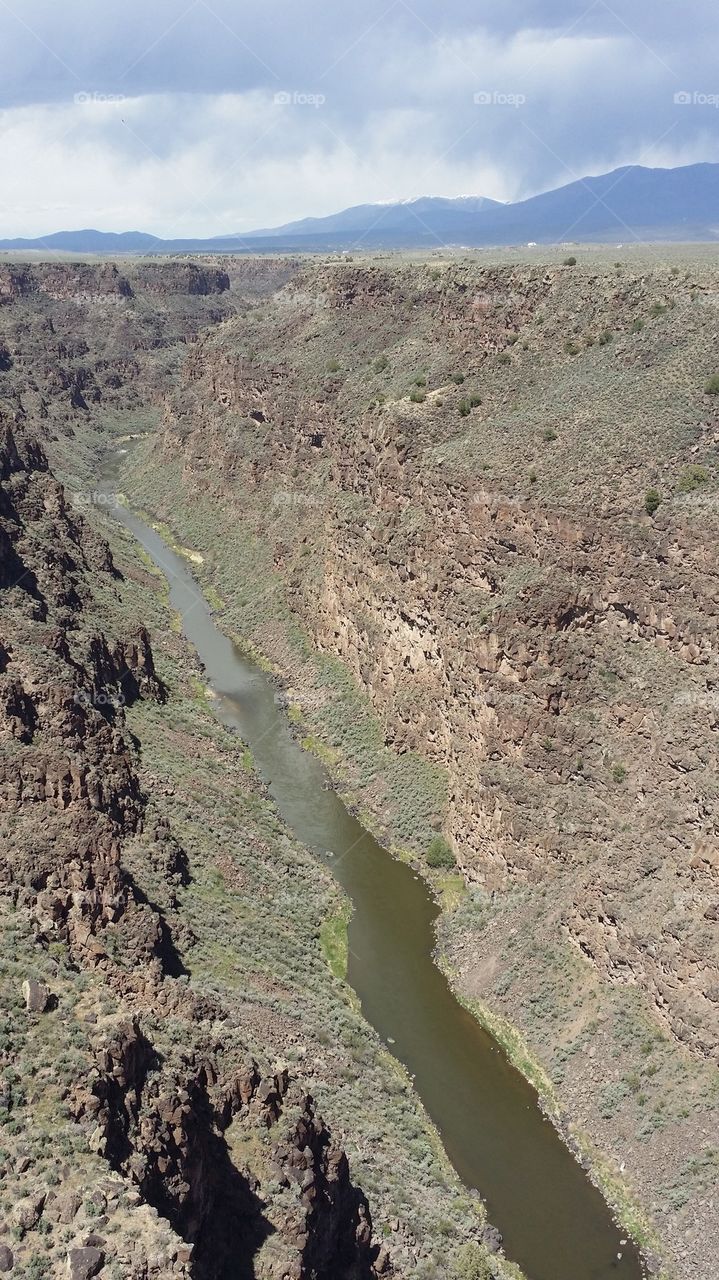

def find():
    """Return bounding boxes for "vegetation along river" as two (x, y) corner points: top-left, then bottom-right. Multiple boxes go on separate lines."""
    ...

(106, 468), (644, 1280)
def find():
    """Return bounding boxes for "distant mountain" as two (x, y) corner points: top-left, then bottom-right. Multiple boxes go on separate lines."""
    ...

(0, 229), (165, 252)
(1, 164), (717, 254)
(460, 163), (719, 245)
(238, 194), (504, 239)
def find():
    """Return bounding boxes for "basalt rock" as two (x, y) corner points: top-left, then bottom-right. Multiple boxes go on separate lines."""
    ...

(21, 977), (49, 1012)
(0, 408), (396, 1279)
(157, 259), (719, 1062)
(74, 1021), (389, 1280)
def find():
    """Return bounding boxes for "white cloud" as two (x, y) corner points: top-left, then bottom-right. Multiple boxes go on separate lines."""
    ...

(0, 1), (718, 234)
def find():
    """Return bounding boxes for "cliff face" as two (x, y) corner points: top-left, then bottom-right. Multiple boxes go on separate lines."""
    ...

(157, 259), (719, 1058)
(0, 413), (391, 1275)
(124, 254), (719, 1279)
(3, 253), (718, 1279)
(0, 262), (230, 304)
(74, 1023), (383, 1280)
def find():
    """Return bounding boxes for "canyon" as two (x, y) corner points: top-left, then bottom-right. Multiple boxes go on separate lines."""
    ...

(0, 250), (717, 1280)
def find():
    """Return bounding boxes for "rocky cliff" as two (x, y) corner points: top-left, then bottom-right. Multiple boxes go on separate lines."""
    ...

(156, 258), (719, 1051)
(124, 253), (719, 1279)
(0, 259), (510, 1280)
(0, 415), (395, 1279)
(4, 252), (719, 1278)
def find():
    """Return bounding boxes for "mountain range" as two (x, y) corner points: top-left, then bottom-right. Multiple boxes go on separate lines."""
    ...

(1, 163), (717, 254)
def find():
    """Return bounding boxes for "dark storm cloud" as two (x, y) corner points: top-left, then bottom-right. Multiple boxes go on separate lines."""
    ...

(1, 1), (716, 104)
(0, 0), (717, 235)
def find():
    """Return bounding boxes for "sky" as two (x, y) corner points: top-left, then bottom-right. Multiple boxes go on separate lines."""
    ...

(0, 0), (717, 237)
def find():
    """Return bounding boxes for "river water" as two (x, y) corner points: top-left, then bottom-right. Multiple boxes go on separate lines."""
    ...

(107, 473), (644, 1280)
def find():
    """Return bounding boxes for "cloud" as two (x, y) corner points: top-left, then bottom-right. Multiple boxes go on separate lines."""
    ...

(0, 0), (717, 235)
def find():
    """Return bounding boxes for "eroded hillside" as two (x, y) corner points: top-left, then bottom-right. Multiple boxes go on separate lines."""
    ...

(118, 254), (719, 1279)
(0, 262), (500, 1280)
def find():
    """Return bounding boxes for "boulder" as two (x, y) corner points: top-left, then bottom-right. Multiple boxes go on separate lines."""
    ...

(57, 1191), (83, 1223)
(482, 1224), (504, 1254)
(22, 979), (49, 1013)
(12, 1193), (45, 1230)
(0, 1244), (13, 1272)
(66, 1248), (103, 1280)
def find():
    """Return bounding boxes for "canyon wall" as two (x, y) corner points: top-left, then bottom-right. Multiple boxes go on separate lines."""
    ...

(0, 260), (497, 1280)
(0, 418), (394, 1279)
(2, 252), (718, 1279)
(158, 258), (719, 1057)
(127, 254), (719, 1278)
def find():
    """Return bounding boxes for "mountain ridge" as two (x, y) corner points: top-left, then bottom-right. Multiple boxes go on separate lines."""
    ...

(1, 162), (717, 253)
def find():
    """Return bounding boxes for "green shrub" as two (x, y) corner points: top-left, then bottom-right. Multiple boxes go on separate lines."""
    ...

(564, 340), (580, 356)
(452, 373), (465, 384)
(644, 488), (661, 515)
(426, 836), (456, 869)
(374, 355), (389, 373)
(413, 375), (427, 387)
(612, 763), (627, 784)
(409, 389), (426, 403)
(705, 374), (719, 395)
(327, 359), (341, 373)
(451, 1242), (492, 1280)
(631, 318), (644, 333)
(563, 255), (577, 266)
(458, 398), (471, 417)
(598, 329), (613, 346)
(677, 464), (709, 493)
(496, 352), (511, 366)
(469, 393), (482, 408)
(542, 427), (557, 442)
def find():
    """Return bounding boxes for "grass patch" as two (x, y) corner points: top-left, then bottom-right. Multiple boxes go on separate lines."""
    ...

(320, 903), (351, 980)
(436, 874), (467, 912)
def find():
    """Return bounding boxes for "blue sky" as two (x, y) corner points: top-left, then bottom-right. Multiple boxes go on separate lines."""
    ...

(0, 0), (716, 235)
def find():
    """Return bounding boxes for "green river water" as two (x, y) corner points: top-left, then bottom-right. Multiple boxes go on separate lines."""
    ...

(107, 473), (644, 1280)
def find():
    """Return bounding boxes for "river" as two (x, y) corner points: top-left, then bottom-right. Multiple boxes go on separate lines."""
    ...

(106, 467), (644, 1280)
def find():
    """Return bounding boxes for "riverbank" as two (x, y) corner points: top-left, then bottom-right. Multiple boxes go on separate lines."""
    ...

(116, 408), (719, 1280)
(102, 467), (649, 1280)
(94, 481), (505, 1279)
(109, 441), (663, 1273)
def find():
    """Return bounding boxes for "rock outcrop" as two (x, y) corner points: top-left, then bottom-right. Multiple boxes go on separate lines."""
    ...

(0, 415), (393, 1279)
(156, 258), (719, 1058)
(119, 255), (719, 1280)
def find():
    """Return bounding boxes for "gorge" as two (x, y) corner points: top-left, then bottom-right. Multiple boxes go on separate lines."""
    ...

(0, 251), (717, 1280)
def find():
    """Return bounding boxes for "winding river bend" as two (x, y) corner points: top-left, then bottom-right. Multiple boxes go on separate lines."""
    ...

(107, 475), (643, 1280)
